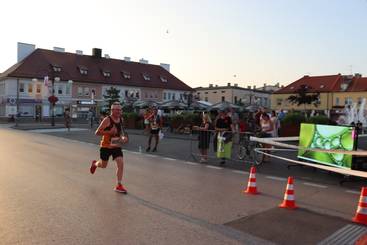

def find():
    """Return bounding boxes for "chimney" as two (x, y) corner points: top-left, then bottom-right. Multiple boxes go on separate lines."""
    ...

(124, 57), (131, 62)
(104, 54), (110, 59)
(276, 82), (280, 87)
(263, 83), (266, 88)
(92, 48), (102, 58)
(160, 63), (170, 72)
(139, 58), (149, 64)
(234, 83), (238, 87)
(355, 73), (362, 78)
(227, 83), (231, 86)
(247, 86), (251, 89)
(53, 47), (65, 52)
(209, 84), (213, 88)
(253, 85), (256, 89)
(76, 50), (83, 55)
(17, 42), (35, 62)
(215, 85), (218, 87)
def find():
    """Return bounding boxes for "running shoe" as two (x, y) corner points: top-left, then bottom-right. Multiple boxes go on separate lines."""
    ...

(90, 160), (97, 174)
(114, 184), (127, 194)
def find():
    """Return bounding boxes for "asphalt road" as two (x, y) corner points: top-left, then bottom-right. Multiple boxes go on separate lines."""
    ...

(1, 126), (366, 244)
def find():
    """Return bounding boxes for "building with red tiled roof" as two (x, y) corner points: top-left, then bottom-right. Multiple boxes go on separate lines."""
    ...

(271, 74), (367, 113)
(0, 43), (193, 119)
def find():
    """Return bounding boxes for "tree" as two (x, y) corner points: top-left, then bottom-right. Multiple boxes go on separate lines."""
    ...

(287, 84), (320, 115)
(103, 87), (121, 112)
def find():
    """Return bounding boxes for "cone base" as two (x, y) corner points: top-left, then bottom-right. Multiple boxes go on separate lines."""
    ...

(279, 202), (297, 209)
(243, 189), (259, 195)
(353, 216), (367, 226)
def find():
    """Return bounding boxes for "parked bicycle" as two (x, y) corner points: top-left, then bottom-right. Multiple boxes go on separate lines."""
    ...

(237, 131), (265, 165)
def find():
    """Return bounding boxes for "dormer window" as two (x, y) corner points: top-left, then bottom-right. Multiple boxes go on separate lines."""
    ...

(320, 85), (325, 88)
(52, 64), (62, 72)
(102, 70), (111, 78)
(78, 66), (88, 75)
(122, 71), (131, 79)
(142, 73), (151, 81)
(160, 76), (168, 83)
(290, 86), (294, 90)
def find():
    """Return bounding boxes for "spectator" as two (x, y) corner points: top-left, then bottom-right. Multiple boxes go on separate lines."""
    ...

(215, 109), (233, 164)
(193, 113), (212, 163)
(64, 108), (71, 132)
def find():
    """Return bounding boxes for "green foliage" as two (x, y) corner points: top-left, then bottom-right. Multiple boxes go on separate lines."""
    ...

(282, 112), (307, 125)
(103, 87), (121, 111)
(306, 115), (332, 125)
(123, 112), (139, 120)
(287, 84), (320, 108)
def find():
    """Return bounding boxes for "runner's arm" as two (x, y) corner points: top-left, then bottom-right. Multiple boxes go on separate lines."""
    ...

(95, 117), (115, 136)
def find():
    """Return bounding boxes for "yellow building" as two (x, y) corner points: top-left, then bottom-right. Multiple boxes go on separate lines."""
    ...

(271, 74), (367, 113)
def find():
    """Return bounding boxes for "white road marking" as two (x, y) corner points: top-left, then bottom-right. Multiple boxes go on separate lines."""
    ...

(185, 161), (199, 166)
(163, 157), (176, 161)
(232, 170), (249, 175)
(265, 176), (287, 181)
(28, 128), (88, 133)
(303, 182), (328, 189)
(345, 190), (361, 195)
(206, 166), (223, 170)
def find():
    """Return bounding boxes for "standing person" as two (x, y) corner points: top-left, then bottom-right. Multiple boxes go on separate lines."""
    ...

(270, 110), (280, 137)
(193, 113), (212, 163)
(215, 109), (233, 164)
(90, 102), (129, 193)
(87, 109), (95, 129)
(229, 108), (240, 143)
(64, 108), (71, 132)
(143, 108), (153, 134)
(254, 107), (264, 131)
(146, 107), (162, 152)
(260, 112), (274, 161)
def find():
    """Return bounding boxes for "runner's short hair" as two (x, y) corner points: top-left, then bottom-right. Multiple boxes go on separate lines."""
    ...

(111, 102), (121, 108)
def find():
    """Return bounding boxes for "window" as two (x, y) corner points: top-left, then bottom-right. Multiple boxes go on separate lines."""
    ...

(36, 84), (41, 94)
(19, 83), (24, 93)
(155, 93), (158, 99)
(358, 97), (363, 105)
(180, 94), (183, 100)
(168, 93), (171, 100)
(336, 97), (340, 106)
(221, 91), (225, 93)
(125, 90), (128, 97)
(276, 98), (283, 106)
(28, 84), (33, 93)
(57, 85), (63, 95)
(160, 76), (168, 83)
(320, 85), (325, 88)
(142, 73), (151, 81)
(122, 71), (131, 79)
(78, 87), (83, 96)
(197, 92), (201, 95)
(84, 87), (90, 96)
(234, 96), (237, 104)
(135, 92), (139, 98)
(78, 66), (88, 75)
(205, 97), (208, 102)
(213, 91), (217, 94)
(102, 70), (111, 78)
(345, 97), (353, 105)
(144, 92), (148, 98)
(172, 94), (176, 100)
(221, 96), (225, 102)
(52, 64), (62, 72)
(204, 92), (208, 94)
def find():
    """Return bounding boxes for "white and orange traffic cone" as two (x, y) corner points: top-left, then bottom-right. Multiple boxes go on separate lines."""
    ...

(243, 167), (259, 195)
(279, 176), (297, 209)
(352, 187), (367, 226)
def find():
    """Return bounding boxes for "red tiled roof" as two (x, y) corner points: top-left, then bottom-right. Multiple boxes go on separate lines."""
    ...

(274, 75), (342, 94)
(346, 77), (367, 92)
(1, 49), (193, 91)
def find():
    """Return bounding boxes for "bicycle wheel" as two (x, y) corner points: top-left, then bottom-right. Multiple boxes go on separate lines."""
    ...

(252, 142), (264, 165)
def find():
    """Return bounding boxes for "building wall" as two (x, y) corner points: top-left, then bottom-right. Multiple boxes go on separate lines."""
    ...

(141, 87), (163, 101)
(162, 89), (187, 102)
(271, 92), (367, 111)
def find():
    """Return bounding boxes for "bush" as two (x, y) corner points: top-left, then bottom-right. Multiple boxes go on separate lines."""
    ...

(306, 115), (332, 125)
(282, 112), (306, 126)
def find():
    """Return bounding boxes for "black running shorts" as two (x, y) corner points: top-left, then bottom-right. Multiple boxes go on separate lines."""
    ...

(100, 147), (123, 161)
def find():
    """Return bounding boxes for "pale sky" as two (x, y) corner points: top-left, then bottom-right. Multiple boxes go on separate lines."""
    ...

(1, 0), (366, 88)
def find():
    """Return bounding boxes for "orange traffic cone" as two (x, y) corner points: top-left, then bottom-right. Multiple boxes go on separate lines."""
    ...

(352, 187), (367, 225)
(279, 176), (297, 209)
(243, 167), (259, 194)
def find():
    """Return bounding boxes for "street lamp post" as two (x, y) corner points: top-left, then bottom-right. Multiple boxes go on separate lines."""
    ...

(48, 76), (59, 126)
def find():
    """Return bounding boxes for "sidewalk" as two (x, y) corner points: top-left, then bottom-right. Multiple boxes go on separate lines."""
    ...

(8, 122), (193, 141)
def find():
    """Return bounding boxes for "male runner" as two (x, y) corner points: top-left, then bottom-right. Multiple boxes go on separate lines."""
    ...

(90, 102), (128, 193)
